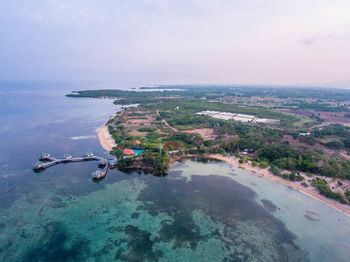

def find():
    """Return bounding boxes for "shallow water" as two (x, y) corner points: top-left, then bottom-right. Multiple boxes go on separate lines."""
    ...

(0, 82), (349, 261)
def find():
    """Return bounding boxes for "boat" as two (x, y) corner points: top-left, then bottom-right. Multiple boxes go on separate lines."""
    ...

(98, 159), (107, 167)
(33, 162), (44, 171)
(91, 170), (106, 180)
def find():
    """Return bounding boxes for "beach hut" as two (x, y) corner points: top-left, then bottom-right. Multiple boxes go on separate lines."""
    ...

(85, 152), (94, 158)
(39, 153), (51, 160)
(108, 159), (117, 168)
(105, 154), (114, 160)
(62, 154), (72, 160)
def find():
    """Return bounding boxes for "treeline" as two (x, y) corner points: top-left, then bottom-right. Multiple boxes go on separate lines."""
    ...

(284, 101), (350, 112)
(142, 85), (350, 102)
(66, 89), (183, 105)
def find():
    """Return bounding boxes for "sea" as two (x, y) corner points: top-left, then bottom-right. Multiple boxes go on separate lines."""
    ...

(0, 81), (349, 262)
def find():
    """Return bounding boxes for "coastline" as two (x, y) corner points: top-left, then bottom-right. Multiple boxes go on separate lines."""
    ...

(207, 154), (350, 218)
(96, 127), (350, 218)
(97, 126), (117, 152)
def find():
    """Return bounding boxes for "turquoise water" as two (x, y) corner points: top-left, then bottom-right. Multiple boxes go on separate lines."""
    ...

(0, 82), (350, 261)
(132, 149), (144, 156)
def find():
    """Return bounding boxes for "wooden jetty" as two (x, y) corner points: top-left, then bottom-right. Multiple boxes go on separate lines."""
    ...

(33, 152), (116, 181)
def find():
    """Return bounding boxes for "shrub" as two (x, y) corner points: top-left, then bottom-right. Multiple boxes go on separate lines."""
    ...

(138, 127), (156, 132)
(259, 161), (269, 169)
(345, 190), (350, 201)
(282, 174), (289, 180)
(296, 174), (305, 181)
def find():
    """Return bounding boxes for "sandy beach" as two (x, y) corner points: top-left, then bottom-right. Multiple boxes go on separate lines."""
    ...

(97, 126), (117, 152)
(208, 154), (350, 218)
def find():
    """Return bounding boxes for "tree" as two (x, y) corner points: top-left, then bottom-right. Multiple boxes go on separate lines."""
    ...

(296, 174), (305, 181)
(325, 140), (344, 149)
(269, 165), (281, 176)
(218, 148), (226, 156)
(112, 148), (124, 158)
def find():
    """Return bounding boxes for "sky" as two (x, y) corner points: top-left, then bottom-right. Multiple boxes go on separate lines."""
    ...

(0, 0), (350, 87)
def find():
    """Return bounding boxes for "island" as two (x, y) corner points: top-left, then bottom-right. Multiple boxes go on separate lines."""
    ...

(68, 85), (350, 216)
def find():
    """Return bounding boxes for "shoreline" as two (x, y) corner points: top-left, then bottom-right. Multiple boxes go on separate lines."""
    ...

(97, 126), (117, 152)
(96, 127), (350, 218)
(207, 154), (350, 218)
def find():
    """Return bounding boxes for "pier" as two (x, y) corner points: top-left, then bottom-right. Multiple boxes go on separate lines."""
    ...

(33, 152), (116, 181)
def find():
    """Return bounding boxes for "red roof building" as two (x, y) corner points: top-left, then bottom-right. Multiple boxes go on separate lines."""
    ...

(123, 149), (136, 155)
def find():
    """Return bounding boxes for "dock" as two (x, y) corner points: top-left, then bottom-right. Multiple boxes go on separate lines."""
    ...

(33, 152), (117, 181)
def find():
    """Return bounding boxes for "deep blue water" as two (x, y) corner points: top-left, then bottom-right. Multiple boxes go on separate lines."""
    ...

(0, 82), (349, 262)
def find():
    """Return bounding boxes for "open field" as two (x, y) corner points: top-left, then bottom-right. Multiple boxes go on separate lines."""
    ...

(281, 109), (350, 125)
(184, 128), (215, 140)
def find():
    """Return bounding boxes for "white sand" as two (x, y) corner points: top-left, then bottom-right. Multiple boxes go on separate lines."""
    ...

(97, 126), (117, 152)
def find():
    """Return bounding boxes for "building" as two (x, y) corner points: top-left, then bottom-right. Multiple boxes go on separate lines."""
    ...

(123, 149), (136, 155)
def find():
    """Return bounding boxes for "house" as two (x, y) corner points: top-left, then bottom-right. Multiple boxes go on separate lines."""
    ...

(123, 149), (136, 155)
(169, 150), (179, 154)
(135, 140), (141, 145)
(299, 132), (311, 136)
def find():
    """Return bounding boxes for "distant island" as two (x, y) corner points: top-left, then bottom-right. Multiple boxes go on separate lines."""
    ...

(68, 85), (350, 216)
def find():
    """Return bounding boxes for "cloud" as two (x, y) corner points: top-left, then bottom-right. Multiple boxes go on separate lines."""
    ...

(299, 33), (333, 46)
(0, 0), (350, 85)
(299, 31), (350, 46)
